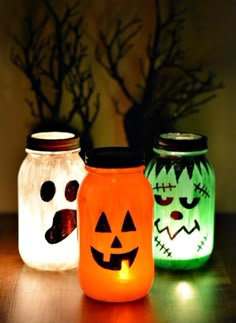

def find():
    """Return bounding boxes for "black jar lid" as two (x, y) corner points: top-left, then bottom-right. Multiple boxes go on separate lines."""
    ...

(26, 131), (80, 151)
(85, 147), (145, 168)
(156, 132), (208, 152)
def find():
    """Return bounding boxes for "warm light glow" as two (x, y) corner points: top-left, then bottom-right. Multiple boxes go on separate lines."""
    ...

(119, 260), (130, 280)
(32, 131), (75, 140)
(145, 134), (215, 270)
(175, 281), (195, 301)
(18, 146), (86, 271)
(78, 147), (154, 302)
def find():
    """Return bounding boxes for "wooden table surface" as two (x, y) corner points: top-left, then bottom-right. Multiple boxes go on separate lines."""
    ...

(0, 213), (235, 323)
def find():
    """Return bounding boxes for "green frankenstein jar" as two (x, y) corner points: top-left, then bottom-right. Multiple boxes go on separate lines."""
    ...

(145, 133), (215, 270)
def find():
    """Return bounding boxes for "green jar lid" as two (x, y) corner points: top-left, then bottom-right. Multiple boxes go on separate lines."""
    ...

(156, 132), (208, 152)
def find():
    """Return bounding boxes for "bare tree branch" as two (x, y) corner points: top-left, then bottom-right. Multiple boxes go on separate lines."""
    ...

(96, 16), (142, 109)
(96, 0), (223, 159)
(10, 0), (100, 153)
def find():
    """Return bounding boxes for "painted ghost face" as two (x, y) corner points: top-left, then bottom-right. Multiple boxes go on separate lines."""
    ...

(146, 156), (215, 267)
(18, 157), (86, 270)
(43, 180), (79, 244)
(18, 132), (87, 271)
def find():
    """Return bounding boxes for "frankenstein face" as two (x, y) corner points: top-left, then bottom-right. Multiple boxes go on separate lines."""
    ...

(146, 156), (215, 262)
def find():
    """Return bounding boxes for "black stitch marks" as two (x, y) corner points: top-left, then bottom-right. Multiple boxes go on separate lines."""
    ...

(194, 182), (210, 198)
(154, 236), (172, 257)
(153, 182), (176, 192)
(197, 235), (208, 252)
(154, 234), (209, 257)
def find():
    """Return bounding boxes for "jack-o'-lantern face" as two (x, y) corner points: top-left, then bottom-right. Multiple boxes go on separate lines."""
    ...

(41, 179), (79, 244)
(91, 211), (139, 270)
(146, 157), (215, 264)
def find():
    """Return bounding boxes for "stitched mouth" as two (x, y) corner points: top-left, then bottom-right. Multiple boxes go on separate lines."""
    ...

(45, 209), (77, 244)
(90, 246), (139, 270)
(154, 218), (200, 240)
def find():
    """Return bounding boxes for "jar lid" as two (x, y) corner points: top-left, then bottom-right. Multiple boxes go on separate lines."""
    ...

(85, 147), (145, 168)
(26, 131), (80, 151)
(156, 132), (208, 152)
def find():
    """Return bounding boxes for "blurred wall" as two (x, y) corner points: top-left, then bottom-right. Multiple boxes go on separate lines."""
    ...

(0, 0), (235, 214)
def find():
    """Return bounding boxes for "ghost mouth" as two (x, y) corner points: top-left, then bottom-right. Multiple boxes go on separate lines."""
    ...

(45, 209), (77, 244)
(90, 246), (139, 270)
(154, 218), (200, 240)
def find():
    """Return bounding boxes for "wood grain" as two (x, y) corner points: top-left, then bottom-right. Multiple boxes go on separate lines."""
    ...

(0, 213), (235, 323)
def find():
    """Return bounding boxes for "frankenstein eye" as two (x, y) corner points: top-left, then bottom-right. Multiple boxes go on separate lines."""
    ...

(179, 197), (200, 209)
(154, 195), (173, 206)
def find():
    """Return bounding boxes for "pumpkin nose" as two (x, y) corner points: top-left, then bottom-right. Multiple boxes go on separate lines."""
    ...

(170, 211), (183, 220)
(111, 236), (122, 248)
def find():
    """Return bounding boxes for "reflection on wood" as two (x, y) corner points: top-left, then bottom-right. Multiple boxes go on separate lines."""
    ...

(0, 213), (236, 322)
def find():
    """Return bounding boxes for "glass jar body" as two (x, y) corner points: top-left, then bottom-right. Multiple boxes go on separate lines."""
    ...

(18, 150), (86, 271)
(77, 166), (154, 302)
(145, 142), (215, 270)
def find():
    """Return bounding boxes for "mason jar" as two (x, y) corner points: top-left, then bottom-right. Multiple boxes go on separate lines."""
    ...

(145, 133), (215, 270)
(18, 131), (87, 271)
(77, 147), (154, 302)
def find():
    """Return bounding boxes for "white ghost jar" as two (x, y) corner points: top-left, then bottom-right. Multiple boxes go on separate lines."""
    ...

(18, 132), (87, 271)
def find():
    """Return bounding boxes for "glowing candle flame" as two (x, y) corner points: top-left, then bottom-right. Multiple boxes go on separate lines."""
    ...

(119, 260), (130, 280)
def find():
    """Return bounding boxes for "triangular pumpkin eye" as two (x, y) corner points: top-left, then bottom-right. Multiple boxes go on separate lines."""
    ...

(95, 212), (111, 232)
(121, 211), (136, 232)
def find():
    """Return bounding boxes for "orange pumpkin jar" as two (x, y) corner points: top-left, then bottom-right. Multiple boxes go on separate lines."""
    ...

(77, 147), (154, 302)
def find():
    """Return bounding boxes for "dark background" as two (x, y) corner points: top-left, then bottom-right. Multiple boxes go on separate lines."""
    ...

(0, 0), (234, 213)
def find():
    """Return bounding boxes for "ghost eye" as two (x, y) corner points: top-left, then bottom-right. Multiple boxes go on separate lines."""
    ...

(179, 197), (200, 209)
(40, 181), (56, 202)
(155, 195), (173, 206)
(65, 180), (79, 202)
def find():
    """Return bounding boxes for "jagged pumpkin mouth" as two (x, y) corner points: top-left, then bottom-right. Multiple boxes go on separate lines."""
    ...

(90, 246), (139, 270)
